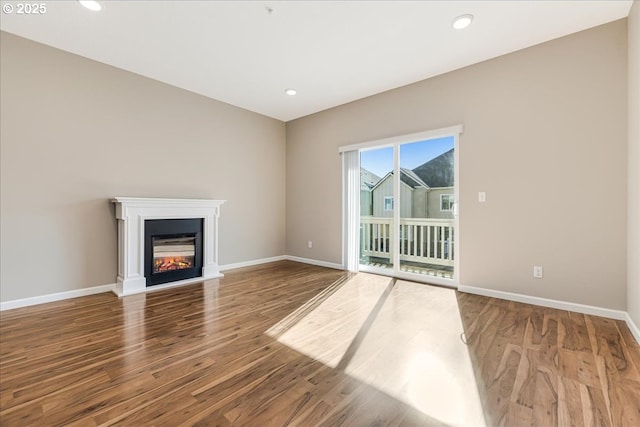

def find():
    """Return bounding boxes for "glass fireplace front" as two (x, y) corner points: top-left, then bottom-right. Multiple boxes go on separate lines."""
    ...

(144, 218), (203, 286)
(152, 235), (196, 273)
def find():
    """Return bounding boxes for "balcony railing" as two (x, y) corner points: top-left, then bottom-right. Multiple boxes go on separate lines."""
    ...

(360, 217), (454, 267)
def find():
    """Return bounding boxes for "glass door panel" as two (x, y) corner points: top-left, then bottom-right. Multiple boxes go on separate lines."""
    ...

(398, 137), (455, 279)
(359, 147), (394, 271)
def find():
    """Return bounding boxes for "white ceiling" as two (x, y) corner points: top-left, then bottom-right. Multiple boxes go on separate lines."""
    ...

(0, 1), (633, 121)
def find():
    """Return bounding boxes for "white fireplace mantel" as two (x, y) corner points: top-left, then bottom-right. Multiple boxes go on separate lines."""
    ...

(112, 197), (225, 296)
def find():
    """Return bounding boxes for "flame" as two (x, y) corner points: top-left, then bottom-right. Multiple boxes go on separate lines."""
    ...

(154, 256), (194, 273)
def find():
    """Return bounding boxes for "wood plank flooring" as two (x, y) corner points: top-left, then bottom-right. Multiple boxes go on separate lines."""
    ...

(1, 261), (639, 426)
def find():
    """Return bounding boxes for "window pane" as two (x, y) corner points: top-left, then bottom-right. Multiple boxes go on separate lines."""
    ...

(399, 137), (455, 279)
(360, 147), (393, 271)
(384, 197), (393, 211)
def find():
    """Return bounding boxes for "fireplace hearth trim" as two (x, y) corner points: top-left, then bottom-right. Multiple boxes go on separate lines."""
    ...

(112, 197), (225, 296)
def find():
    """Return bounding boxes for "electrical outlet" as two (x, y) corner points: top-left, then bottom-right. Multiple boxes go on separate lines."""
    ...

(308, 240), (313, 248)
(533, 266), (543, 279)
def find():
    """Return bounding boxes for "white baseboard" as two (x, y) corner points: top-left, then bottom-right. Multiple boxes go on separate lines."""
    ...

(0, 283), (115, 311)
(0, 255), (343, 311)
(625, 313), (640, 345)
(458, 284), (628, 321)
(220, 256), (288, 272)
(284, 255), (344, 271)
(220, 255), (343, 272)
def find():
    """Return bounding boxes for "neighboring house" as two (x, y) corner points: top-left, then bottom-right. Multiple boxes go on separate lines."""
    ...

(363, 149), (455, 219)
(360, 168), (380, 216)
(425, 187), (455, 219)
(413, 149), (455, 220)
(370, 168), (429, 218)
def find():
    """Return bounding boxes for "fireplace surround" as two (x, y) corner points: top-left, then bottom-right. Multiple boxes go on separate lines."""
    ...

(112, 197), (225, 296)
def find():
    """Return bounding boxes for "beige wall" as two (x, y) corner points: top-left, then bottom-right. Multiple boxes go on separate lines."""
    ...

(286, 20), (628, 310)
(1, 17), (633, 315)
(412, 188), (428, 218)
(628, 3), (640, 327)
(0, 32), (286, 302)
(426, 188), (454, 220)
(372, 178), (413, 218)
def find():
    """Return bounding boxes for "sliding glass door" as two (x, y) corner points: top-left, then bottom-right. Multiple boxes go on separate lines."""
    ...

(356, 132), (458, 285)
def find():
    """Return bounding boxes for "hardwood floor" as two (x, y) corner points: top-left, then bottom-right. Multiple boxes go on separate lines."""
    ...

(1, 261), (639, 426)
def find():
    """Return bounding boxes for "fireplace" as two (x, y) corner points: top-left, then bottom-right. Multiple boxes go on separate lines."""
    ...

(111, 197), (225, 296)
(153, 237), (195, 273)
(144, 218), (203, 286)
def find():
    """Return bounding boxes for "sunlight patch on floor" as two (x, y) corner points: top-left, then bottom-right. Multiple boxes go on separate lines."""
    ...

(343, 280), (485, 426)
(265, 273), (392, 367)
(265, 275), (486, 425)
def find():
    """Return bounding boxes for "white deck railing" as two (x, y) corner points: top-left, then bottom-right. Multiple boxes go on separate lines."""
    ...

(360, 217), (454, 266)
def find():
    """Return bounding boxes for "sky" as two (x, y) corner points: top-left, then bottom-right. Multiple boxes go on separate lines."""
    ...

(360, 136), (454, 178)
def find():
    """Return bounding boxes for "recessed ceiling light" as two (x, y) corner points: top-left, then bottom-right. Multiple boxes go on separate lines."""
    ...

(78, 0), (102, 12)
(452, 14), (473, 30)
(285, 89), (297, 96)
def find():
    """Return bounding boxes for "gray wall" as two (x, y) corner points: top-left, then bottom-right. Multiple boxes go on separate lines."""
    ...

(286, 20), (628, 310)
(0, 32), (286, 302)
(628, 3), (640, 328)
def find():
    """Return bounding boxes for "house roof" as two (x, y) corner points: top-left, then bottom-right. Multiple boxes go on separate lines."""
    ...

(399, 168), (429, 189)
(412, 149), (454, 188)
(370, 168), (429, 192)
(360, 167), (381, 191)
